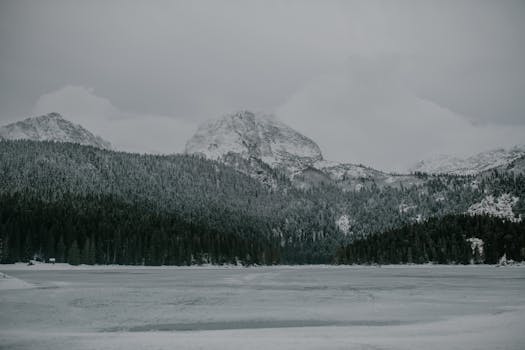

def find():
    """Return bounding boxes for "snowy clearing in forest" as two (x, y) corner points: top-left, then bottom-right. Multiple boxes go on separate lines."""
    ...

(1, 265), (524, 350)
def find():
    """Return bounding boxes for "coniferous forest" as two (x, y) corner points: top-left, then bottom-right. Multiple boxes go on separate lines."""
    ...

(336, 215), (525, 265)
(0, 192), (280, 265)
(1, 140), (524, 265)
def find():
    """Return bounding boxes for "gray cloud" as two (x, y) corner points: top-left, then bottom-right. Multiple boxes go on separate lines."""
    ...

(277, 58), (525, 171)
(32, 85), (197, 154)
(1, 0), (524, 170)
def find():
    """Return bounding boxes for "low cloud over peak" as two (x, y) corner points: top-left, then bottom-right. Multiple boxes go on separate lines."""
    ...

(1, 1), (524, 171)
(277, 59), (525, 172)
(32, 85), (198, 155)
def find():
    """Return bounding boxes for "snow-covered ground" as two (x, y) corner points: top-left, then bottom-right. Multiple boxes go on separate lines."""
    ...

(1, 265), (524, 349)
(0, 272), (34, 290)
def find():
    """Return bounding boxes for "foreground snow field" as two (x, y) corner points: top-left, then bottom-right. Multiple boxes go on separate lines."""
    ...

(1, 265), (524, 350)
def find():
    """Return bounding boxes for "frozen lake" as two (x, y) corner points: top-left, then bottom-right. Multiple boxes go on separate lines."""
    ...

(1, 265), (524, 349)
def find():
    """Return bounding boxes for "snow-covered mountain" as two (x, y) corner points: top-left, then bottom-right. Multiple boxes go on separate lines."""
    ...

(0, 113), (111, 149)
(185, 110), (323, 172)
(185, 110), (424, 189)
(410, 146), (525, 176)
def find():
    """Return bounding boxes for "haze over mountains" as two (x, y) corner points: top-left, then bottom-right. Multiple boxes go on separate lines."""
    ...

(183, 110), (426, 190)
(2, 111), (522, 179)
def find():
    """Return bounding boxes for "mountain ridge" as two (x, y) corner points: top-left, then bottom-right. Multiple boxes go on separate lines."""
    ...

(184, 110), (427, 190)
(410, 146), (525, 175)
(3, 110), (522, 180)
(0, 112), (111, 150)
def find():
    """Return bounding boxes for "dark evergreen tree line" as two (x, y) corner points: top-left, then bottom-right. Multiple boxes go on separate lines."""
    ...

(336, 214), (525, 265)
(0, 192), (280, 266)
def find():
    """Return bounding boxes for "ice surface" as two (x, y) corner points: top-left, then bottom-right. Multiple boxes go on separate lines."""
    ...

(1, 265), (524, 349)
(0, 272), (34, 290)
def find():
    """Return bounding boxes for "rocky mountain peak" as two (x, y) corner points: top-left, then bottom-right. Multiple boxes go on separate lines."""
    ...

(185, 110), (323, 171)
(0, 112), (111, 150)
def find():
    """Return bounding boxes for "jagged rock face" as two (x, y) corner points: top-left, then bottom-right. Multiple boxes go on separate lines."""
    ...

(312, 160), (423, 190)
(185, 111), (323, 172)
(314, 160), (386, 181)
(220, 152), (281, 190)
(410, 146), (525, 175)
(0, 113), (111, 150)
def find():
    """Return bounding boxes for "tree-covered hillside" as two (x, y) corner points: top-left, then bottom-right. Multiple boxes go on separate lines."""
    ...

(0, 192), (280, 265)
(1, 140), (523, 265)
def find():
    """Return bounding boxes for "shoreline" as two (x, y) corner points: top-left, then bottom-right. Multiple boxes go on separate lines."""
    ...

(1, 261), (524, 271)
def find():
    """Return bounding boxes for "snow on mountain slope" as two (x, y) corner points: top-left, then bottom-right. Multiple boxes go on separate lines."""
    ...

(467, 194), (521, 222)
(0, 113), (111, 149)
(410, 146), (525, 175)
(313, 159), (424, 190)
(314, 160), (385, 181)
(220, 152), (281, 190)
(496, 155), (525, 175)
(185, 110), (425, 189)
(185, 111), (323, 172)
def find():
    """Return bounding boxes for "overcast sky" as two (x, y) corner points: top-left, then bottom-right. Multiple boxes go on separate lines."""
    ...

(1, 0), (524, 171)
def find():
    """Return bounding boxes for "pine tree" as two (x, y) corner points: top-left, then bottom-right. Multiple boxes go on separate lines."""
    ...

(81, 238), (96, 265)
(68, 240), (81, 266)
(56, 236), (66, 263)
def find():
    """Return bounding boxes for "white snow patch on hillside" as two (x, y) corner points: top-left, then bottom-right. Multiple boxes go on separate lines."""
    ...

(466, 238), (484, 257)
(335, 215), (351, 235)
(413, 214), (424, 223)
(399, 203), (417, 214)
(467, 194), (521, 222)
(434, 194), (446, 202)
